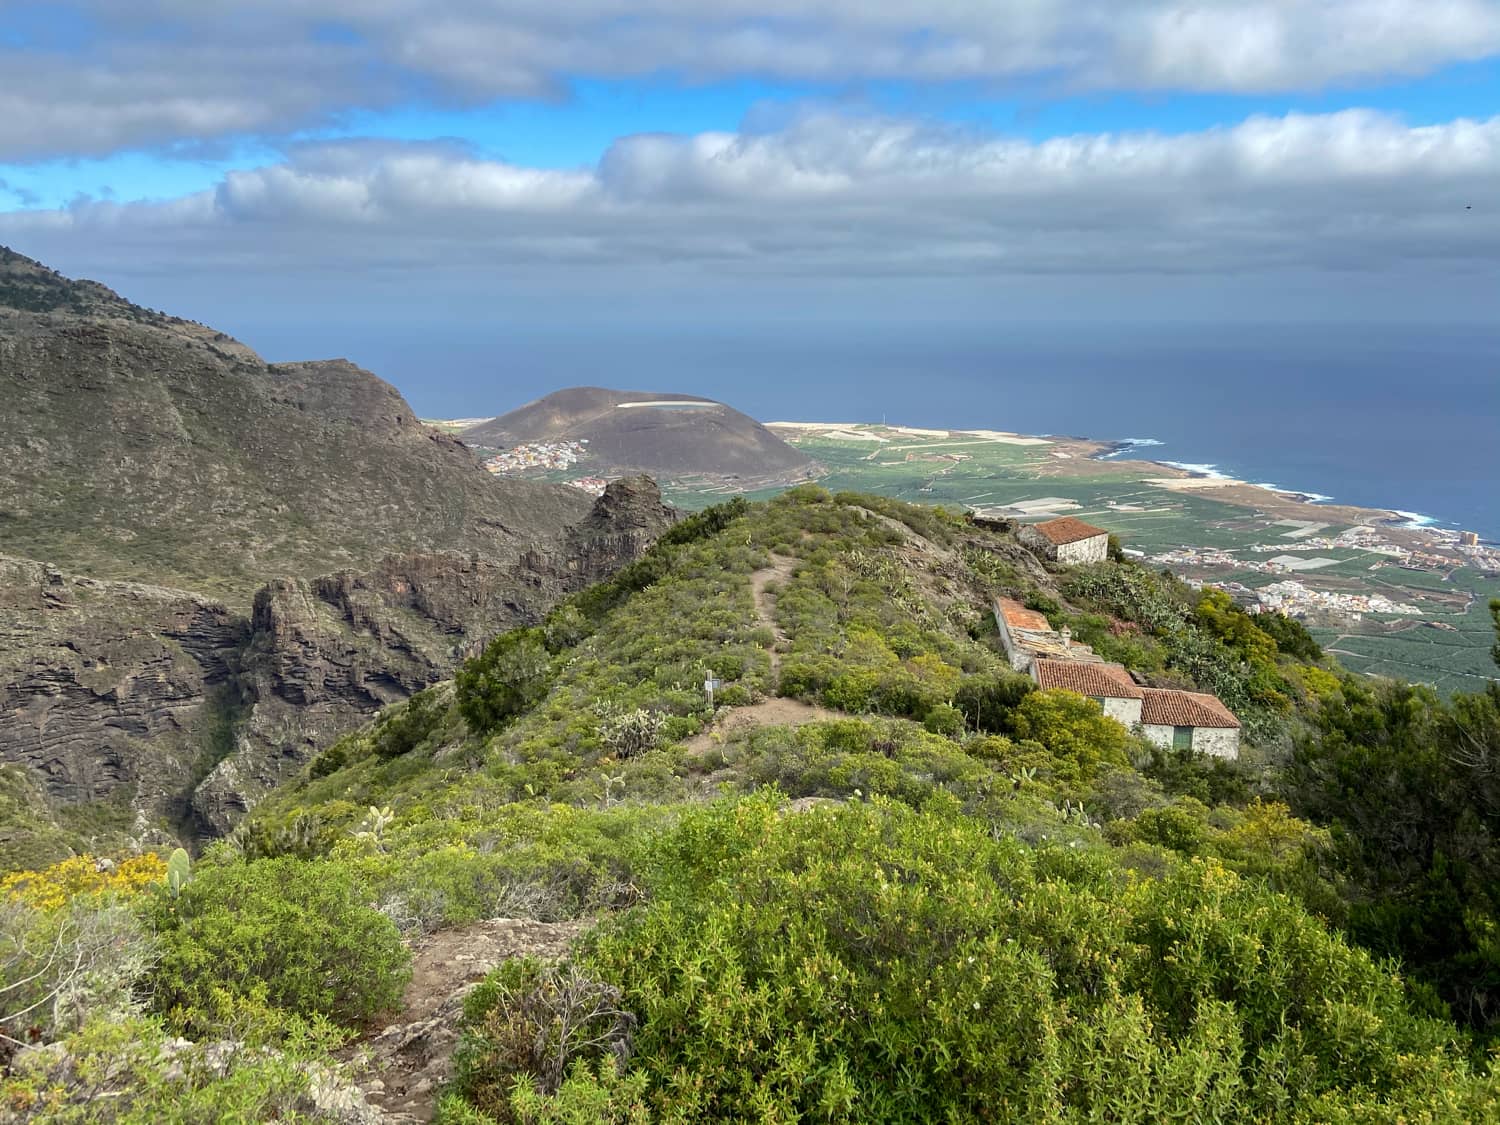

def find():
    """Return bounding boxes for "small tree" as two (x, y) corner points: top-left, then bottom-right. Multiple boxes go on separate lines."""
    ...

(456, 628), (553, 735)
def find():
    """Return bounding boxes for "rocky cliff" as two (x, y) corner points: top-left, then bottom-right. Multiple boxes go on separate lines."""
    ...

(0, 478), (677, 850)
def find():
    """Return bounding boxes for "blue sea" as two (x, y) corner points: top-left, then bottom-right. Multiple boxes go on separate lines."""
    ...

(331, 321), (1500, 540)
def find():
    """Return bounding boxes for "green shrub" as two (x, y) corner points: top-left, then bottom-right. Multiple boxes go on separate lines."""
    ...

(308, 741), (348, 778)
(1255, 610), (1324, 662)
(656, 496), (748, 548)
(149, 856), (410, 1033)
(953, 673), (1034, 733)
(374, 685), (449, 759)
(551, 796), (1499, 1123)
(1, 896), (155, 1046)
(1, 1014), (337, 1124)
(451, 958), (637, 1123)
(922, 702), (965, 738)
(457, 629), (554, 735)
(1009, 689), (1132, 782)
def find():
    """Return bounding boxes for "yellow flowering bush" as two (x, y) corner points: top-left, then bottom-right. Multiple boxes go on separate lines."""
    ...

(0, 852), (167, 911)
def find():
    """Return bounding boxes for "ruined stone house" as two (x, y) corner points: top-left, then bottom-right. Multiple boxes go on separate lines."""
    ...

(1018, 517), (1110, 564)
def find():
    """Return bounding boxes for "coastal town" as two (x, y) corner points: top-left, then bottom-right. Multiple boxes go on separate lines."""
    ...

(479, 440), (612, 495)
(481, 439), (590, 475)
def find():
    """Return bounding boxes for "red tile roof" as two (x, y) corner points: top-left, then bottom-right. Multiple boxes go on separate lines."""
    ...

(1033, 660), (1144, 699)
(1031, 517), (1109, 546)
(995, 597), (1052, 632)
(1140, 689), (1240, 728)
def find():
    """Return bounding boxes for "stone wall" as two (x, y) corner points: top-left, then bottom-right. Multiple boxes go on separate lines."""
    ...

(1056, 536), (1109, 565)
(1099, 696), (1143, 727)
(1142, 723), (1240, 760)
(992, 607), (1033, 672)
(1191, 725), (1240, 760)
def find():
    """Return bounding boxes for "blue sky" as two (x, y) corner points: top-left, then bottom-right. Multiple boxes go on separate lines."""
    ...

(1, 1), (1498, 420)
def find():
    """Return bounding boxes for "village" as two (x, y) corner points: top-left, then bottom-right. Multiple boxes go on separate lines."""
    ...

(481, 439), (590, 475)
(1002, 517), (1242, 759)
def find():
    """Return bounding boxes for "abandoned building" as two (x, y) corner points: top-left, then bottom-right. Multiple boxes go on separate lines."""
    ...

(1018, 517), (1110, 564)
(993, 598), (1104, 672)
(1030, 659), (1144, 725)
(1139, 689), (1241, 758)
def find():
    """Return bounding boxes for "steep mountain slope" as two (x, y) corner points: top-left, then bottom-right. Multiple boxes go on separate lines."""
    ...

(0, 248), (678, 849)
(461, 386), (821, 485)
(0, 247), (593, 598)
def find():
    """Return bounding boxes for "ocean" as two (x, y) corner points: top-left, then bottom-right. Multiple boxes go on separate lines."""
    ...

(392, 321), (1500, 539)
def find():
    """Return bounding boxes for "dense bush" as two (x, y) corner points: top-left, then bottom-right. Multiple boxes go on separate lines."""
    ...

(149, 857), (410, 1033)
(458, 629), (555, 736)
(1287, 678), (1500, 1042)
(373, 684), (453, 759)
(1254, 609), (1325, 662)
(1, 1013), (341, 1124)
(953, 672), (1034, 733)
(655, 496), (748, 548)
(1008, 690), (1132, 782)
(449, 958), (638, 1123)
(475, 796), (1499, 1122)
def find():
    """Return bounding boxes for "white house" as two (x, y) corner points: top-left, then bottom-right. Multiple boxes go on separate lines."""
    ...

(1018, 517), (1110, 564)
(1030, 659), (1143, 725)
(1140, 689), (1241, 759)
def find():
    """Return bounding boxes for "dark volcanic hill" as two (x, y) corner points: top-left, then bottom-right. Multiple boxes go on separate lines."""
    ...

(0, 248), (679, 853)
(461, 386), (821, 484)
(0, 246), (594, 599)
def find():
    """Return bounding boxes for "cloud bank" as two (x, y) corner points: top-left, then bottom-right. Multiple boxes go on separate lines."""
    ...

(4, 1), (1500, 159)
(4, 110), (1494, 283)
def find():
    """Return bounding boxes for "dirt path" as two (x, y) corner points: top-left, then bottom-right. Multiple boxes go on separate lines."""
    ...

(684, 696), (845, 754)
(750, 554), (796, 677)
(346, 918), (588, 1123)
(684, 556), (845, 754)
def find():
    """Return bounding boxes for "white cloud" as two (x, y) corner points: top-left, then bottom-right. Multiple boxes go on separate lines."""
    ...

(4, 1), (1500, 159)
(4, 109), (1494, 282)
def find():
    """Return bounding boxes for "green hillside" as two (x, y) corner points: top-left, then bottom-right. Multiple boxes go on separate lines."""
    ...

(6, 488), (1500, 1121)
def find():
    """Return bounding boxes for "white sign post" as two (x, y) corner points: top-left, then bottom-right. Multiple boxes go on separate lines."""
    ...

(704, 677), (723, 710)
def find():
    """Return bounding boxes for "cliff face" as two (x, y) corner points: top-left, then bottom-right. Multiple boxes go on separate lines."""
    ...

(0, 479), (678, 848)
(0, 557), (246, 854)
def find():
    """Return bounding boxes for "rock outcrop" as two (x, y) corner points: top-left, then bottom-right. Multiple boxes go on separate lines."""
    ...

(2, 478), (679, 846)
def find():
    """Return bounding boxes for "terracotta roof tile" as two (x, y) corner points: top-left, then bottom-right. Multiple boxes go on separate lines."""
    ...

(1030, 517), (1109, 546)
(995, 597), (1052, 632)
(1033, 660), (1144, 699)
(1140, 689), (1240, 728)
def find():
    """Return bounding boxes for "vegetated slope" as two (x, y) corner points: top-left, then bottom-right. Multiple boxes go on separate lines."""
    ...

(159, 487), (1494, 1122)
(0, 246), (594, 599)
(461, 386), (822, 484)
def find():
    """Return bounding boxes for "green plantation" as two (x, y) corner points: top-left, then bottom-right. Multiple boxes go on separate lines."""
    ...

(6, 488), (1500, 1121)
